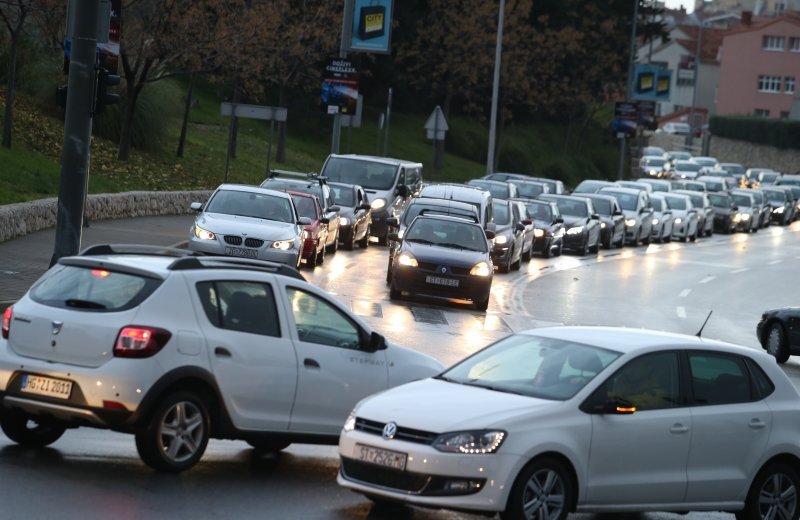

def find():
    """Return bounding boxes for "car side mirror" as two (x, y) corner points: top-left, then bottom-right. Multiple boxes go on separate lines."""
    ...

(515, 223), (526, 232)
(396, 185), (410, 198)
(486, 222), (497, 232)
(387, 232), (400, 243)
(190, 202), (203, 211)
(613, 210), (623, 216)
(638, 207), (645, 214)
(328, 205), (340, 213)
(298, 217), (312, 226)
(522, 218), (532, 226)
(366, 331), (387, 352)
(732, 205), (739, 211)
(386, 217), (399, 227)
(319, 217), (330, 225)
(484, 229), (496, 240)
(591, 214), (600, 220)
(555, 217), (564, 224)
(359, 203), (372, 211)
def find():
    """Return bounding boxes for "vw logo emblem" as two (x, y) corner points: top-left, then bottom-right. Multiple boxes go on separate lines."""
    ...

(440, 267), (447, 274)
(382, 422), (398, 440)
(51, 320), (63, 335)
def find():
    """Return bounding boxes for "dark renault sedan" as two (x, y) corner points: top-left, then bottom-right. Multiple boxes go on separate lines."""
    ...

(758, 308), (800, 363)
(387, 215), (494, 311)
(539, 194), (601, 255)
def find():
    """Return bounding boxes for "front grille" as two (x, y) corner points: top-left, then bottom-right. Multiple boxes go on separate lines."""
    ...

(341, 458), (431, 493)
(355, 418), (438, 445)
(244, 238), (264, 248)
(224, 235), (243, 245)
(415, 262), (470, 276)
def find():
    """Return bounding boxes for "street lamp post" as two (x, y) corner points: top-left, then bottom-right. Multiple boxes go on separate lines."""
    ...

(687, 15), (704, 148)
(486, 0), (505, 175)
(618, 0), (641, 180)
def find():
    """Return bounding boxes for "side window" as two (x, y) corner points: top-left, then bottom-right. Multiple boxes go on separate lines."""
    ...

(324, 186), (335, 209)
(689, 352), (753, 405)
(398, 168), (406, 187)
(605, 352), (680, 411)
(286, 287), (361, 349)
(196, 281), (280, 337)
(745, 359), (776, 400)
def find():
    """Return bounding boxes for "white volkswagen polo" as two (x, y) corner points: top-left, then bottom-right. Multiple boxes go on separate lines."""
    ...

(338, 326), (800, 520)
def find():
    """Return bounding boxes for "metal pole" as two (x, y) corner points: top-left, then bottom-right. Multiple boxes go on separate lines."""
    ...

(383, 87), (392, 156)
(617, 136), (626, 180)
(331, 0), (354, 154)
(625, 0), (640, 99)
(687, 19), (703, 148)
(486, 0), (505, 175)
(51, 0), (100, 266)
(266, 119), (274, 175)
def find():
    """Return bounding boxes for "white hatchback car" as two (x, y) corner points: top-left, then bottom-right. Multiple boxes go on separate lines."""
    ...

(0, 245), (442, 472)
(338, 326), (800, 520)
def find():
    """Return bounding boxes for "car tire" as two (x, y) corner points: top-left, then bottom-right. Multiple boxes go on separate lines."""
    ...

(0, 409), (66, 448)
(765, 322), (790, 364)
(344, 230), (356, 251)
(358, 226), (370, 249)
(689, 232), (697, 242)
(135, 391), (210, 473)
(736, 462), (800, 520)
(502, 457), (573, 520)
(475, 293), (490, 312)
(306, 242), (319, 269)
(246, 439), (291, 453)
(522, 245), (532, 262)
(511, 251), (522, 271)
(580, 240), (589, 256)
(389, 284), (401, 300)
(326, 229), (339, 253)
(499, 250), (512, 273)
(555, 244), (563, 257)
(378, 235), (388, 246)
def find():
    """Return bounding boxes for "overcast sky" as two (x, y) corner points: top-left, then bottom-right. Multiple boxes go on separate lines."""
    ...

(663, 0), (695, 12)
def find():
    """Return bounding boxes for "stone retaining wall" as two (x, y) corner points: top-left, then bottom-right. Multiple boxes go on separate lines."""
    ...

(709, 137), (800, 173)
(0, 191), (212, 243)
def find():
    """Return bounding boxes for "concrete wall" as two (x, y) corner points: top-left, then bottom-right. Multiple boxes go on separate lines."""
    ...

(0, 190), (212, 243)
(709, 136), (800, 171)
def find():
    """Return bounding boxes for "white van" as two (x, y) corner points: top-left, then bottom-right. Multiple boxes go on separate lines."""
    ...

(319, 154), (423, 245)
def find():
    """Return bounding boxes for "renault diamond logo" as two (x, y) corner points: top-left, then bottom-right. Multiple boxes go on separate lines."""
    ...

(440, 267), (447, 274)
(51, 321), (63, 335)
(382, 421), (398, 440)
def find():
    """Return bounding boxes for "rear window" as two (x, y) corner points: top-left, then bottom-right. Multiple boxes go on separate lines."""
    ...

(30, 265), (161, 311)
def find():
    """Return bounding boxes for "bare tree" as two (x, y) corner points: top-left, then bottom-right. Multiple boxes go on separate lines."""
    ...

(0, 0), (32, 148)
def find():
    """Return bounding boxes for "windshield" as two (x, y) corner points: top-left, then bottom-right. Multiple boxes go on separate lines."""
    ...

(405, 219), (488, 252)
(321, 157), (398, 190)
(525, 202), (553, 221)
(290, 195), (318, 219)
(766, 190), (787, 202)
(750, 191), (764, 204)
(329, 185), (355, 207)
(643, 158), (666, 167)
(708, 194), (732, 208)
(510, 180), (544, 198)
(469, 180), (510, 199)
(440, 334), (620, 400)
(694, 158), (718, 167)
(669, 152), (691, 160)
(206, 190), (295, 223)
(651, 198), (664, 212)
(606, 192), (638, 211)
(665, 196), (687, 210)
(402, 203), (476, 226)
(722, 164), (744, 174)
(550, 198), (588, 217)
(732, 194), (752, 207)
(492, 202), (511, 225)
(589, 198), (612, 215)
(688, 194), (704, 207)
(761, 172), (780, 183)
(675, 162), (702, 172)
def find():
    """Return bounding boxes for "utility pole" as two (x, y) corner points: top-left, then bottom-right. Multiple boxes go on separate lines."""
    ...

(51, 0), (101, 266)
(486, 0), (505, 174)
(687, 17), (704, 148)
(619, 0), (641, 181)
(331, 0), (355, 154)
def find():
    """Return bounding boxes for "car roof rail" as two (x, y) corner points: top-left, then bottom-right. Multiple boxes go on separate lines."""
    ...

(168, 256), (306, 280)
(80, 243), (198, 257)
(418, 208), (479, 222)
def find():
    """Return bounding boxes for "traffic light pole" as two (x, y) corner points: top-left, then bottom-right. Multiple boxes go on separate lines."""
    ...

(51, 0), (101, 266)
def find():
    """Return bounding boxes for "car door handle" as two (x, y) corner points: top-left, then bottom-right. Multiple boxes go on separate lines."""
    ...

(214, 347), (232, 358)
(304, 358), (320, 369)
(749, 419), (767, 430)
(670, 423), (689, 434)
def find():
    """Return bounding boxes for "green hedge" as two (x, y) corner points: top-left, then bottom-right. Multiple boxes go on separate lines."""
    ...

(710, 116), (800, 150)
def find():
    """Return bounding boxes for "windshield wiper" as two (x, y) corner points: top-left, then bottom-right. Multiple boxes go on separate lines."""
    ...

(436, 242), (478, 251)
(406, 238), (436, 245)
(461, 381), (526, 396)
(65, 298), (107, 309)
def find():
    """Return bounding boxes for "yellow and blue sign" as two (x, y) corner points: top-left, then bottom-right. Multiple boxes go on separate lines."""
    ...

(350, 0), (393, 54)
(632, 64), (672, 101)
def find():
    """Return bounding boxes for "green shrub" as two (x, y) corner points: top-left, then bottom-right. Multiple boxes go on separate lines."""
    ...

(710, 116), (800, 150)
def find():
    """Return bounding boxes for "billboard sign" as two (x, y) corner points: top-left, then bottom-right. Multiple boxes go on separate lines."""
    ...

(321, 58), (359, 115)
(678, 54), (695, 81)
(632, 64), (672, 101)
(612, 101), (638, 136)
(349, 0), (393, 54)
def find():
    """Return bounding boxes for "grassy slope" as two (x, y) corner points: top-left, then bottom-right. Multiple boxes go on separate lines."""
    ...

(0, 79), (619, 205)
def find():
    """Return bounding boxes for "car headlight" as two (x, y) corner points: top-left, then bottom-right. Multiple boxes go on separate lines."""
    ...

(398, 228), (405, 239)
(470, 262), (492, 277)
(733, 213), (742, 223)
(697, 214), (703, 220)
(774, 207), (785, 214)
(566, 226), (584, 235)
(371, 198), (387, 211)
(533, 228), (544, 238)
(343, 411), (356, 432)
(600, 222), (606, 229)
(652, 218), (659, 226)
(675, 217), (683, 224)
(432, 430), (506, 454)
(339, 217), (349, 226)
(554, 228), (565, 238)
(397, 252), (418, 267)
(741, 213), (750, 221)
(493, 234), (509, 245)
(271, 239), (294, 250)
(194, 225), (216, 241)
(625, 218), (637, 227)
(649, 170), (657, 176)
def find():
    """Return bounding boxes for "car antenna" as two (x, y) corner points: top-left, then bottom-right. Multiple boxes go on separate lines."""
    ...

(695, 310), (713, 338)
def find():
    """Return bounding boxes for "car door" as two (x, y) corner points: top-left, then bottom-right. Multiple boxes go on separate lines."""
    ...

(683, 351), (771, 502)
(279, 283), (389, 434)
(322, 184), (340, 245)
(356, 186), (371, 238)
(584, 351), (691, 505)
(190, 275), (298, 431)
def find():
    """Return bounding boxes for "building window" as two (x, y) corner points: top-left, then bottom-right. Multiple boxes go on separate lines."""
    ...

(754, 109), (770, 117)
(786, 77), (795, 95)
(763, 35), (785, 51)
(780, 111), (791, 119)
(790, 38), (800, 52)
(775, 2), (785, 15)
(758, 75), (782, 93)
(677, 77), (695, 86)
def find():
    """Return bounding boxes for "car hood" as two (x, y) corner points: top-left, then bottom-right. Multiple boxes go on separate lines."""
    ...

(338, 207), (357, 220)
(197, 212), (298, 239)
(561, 215), (588, 228)
(621, 209), (641, 220)
(405, 242), (489, 268)
(354, 378), (557, 432)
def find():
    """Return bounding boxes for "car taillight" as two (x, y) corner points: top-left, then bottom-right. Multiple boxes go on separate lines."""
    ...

(2, 306), (11, 339)
(113, 326), (171, 358)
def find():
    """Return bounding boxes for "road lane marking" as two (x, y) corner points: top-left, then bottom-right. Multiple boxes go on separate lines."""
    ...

(677, 307), (687, 318)
(699, 276), (716, 284)
(731, 268), (749, 274)
(768, 260), (782, 265)
(679, 289), (692, 298)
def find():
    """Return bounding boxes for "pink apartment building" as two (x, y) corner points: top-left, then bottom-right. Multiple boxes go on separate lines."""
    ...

(716, 13), (800, 118)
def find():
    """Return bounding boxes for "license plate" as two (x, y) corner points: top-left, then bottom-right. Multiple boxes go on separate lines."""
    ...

(356, 443), (407, 471)
(21, 374), (72, 400)
(426, 275), (459, 287)
(225, 246), (257, 259)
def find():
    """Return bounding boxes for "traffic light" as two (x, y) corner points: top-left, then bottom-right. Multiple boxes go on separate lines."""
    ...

(94, 67), (120, 115)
